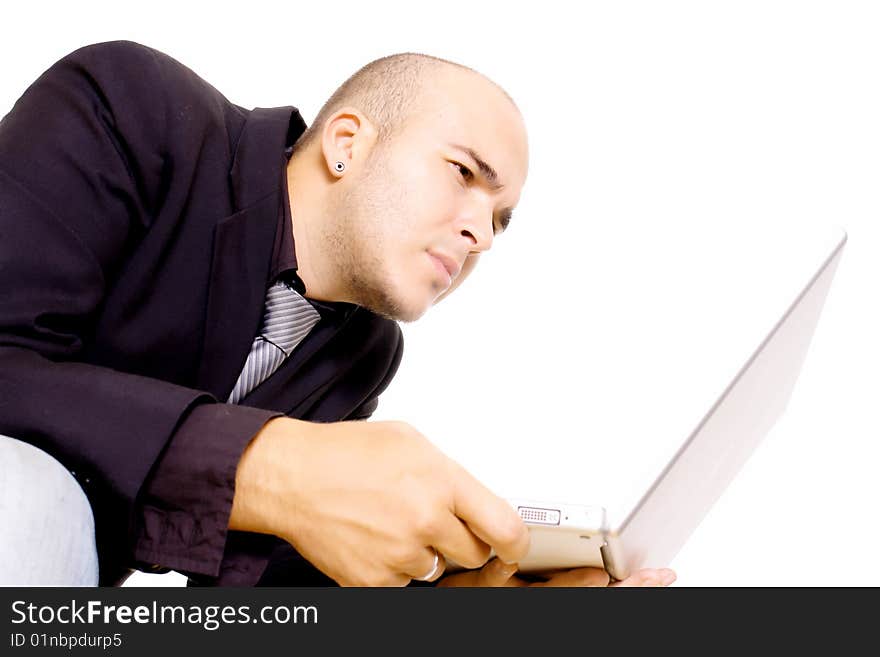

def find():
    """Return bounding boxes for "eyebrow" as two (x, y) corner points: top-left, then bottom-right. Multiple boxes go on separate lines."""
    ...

(450, 143), (515, 232)
(451, 144), (505, 191)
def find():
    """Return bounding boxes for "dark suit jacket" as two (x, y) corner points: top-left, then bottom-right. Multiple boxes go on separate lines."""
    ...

(0, 41), (402, 585)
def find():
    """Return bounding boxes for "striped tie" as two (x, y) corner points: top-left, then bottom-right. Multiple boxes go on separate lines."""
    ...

(227, 280), (321, 404)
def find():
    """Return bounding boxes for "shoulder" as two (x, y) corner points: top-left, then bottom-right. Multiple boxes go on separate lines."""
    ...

(343, 312), (404, 417)
(33, 40), (246, 157)
(337, 308), (404, 368)
(51, 40), (174, 96)
(356, 311), (404, 353)
(56, 40), (236, 108)
(61, 39), (164, 69)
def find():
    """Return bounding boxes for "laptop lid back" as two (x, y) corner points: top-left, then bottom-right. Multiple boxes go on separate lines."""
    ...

(602, 228), (847, 577)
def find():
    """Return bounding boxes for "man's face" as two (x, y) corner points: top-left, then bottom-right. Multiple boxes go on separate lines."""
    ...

(326, 68), (529, 322)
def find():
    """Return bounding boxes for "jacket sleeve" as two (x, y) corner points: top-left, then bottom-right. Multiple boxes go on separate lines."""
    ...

(132, 403), (281, 578)
(0, 40), (269, 582)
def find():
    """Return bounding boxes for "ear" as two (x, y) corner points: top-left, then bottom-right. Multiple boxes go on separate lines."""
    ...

(320, 107), (377, 178)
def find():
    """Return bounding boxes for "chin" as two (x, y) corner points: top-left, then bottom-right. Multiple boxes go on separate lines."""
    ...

(389, 298), (431, 324)
(355, 266), (440, 322)
(357, 287), (430, 323)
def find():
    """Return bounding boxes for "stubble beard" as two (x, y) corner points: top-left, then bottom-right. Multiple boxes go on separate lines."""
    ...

(323, 184), (424, 324)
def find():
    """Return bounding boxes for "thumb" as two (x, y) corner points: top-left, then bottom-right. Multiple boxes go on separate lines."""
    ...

(478, 558), (519, 586)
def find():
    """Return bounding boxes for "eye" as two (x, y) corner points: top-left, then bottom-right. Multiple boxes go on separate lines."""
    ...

(452, 161), (474, 182)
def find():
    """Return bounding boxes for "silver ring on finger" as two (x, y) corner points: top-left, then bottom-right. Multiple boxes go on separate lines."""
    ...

(415, 548), (441, 582)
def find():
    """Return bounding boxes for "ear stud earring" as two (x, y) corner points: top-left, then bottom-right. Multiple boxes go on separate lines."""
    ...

(334, 161), (345, 173)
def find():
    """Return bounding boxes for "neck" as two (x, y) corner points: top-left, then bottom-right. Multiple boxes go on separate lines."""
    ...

(285, 153), (350, 304)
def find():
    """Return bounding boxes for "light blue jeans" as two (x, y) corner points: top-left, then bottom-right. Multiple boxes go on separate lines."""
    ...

(0, 434), (99, 585)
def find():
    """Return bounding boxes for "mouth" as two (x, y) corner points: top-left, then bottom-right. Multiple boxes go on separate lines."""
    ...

(427, 251), (461, 286)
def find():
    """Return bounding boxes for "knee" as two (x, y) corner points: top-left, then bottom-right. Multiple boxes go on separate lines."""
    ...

(0, 434), (99, 585)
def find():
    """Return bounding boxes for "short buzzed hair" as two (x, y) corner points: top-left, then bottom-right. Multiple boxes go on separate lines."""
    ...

(293, 53), (511, 155)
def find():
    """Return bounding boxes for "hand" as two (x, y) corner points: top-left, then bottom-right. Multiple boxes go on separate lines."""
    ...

(437, 557), (677, 587)
(230, 418), (530, 586)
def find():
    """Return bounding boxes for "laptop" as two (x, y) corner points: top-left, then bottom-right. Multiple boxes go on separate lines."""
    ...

(451, 227), (847, 581)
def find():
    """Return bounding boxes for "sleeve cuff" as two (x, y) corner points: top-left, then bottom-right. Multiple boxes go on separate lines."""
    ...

(132, 402), (282, 578)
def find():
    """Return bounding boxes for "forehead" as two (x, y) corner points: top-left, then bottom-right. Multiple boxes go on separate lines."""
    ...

(404, 67), (529, 190)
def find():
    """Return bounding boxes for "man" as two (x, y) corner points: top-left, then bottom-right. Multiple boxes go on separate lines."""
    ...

(0, 40), (674, 588)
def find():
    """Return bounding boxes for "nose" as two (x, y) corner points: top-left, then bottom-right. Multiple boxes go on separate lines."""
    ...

(457, 199), (495, 254)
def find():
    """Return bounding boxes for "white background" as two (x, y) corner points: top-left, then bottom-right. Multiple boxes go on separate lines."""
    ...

(2, 1), (876, 586)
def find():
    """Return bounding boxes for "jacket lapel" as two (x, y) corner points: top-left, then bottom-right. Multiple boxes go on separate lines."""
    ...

(195, 106), (308, 400)
(195, 194), (278, 399)
(239, 305), (361, 413)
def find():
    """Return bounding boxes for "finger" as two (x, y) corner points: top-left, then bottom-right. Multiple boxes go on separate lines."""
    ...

(449, 465), (530, 563)
(533, 567), (610, 588)
(475, 558), (520, 587)
(430, 512), (493, 570)
(609, 568), (676, 587)
(405, 548), (447, 583)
